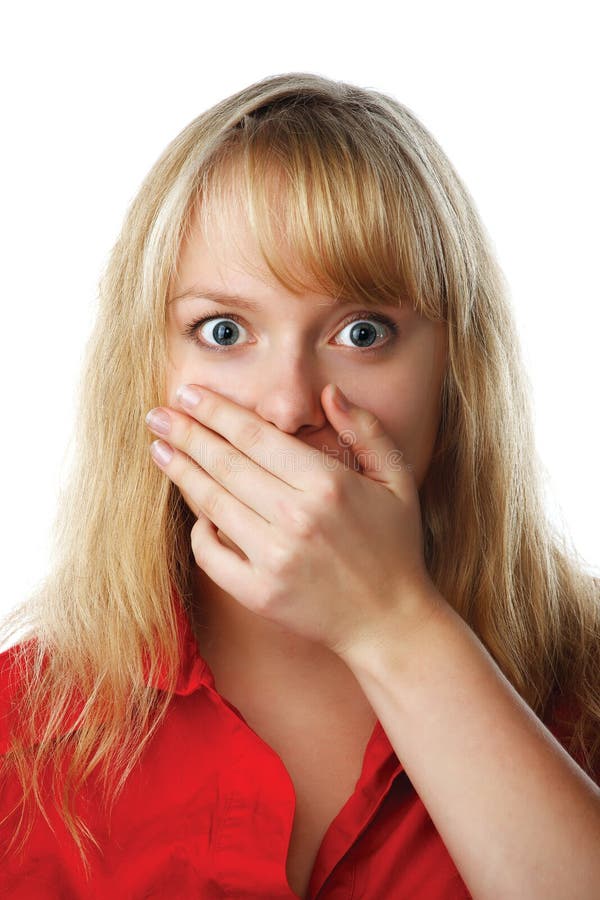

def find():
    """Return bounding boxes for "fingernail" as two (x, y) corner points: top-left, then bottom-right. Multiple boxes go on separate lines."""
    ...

(145, 408), (171, 435)
(333, 386), (350, 412)
(177, 384), (202, 410)
(150, 440), (174, 465)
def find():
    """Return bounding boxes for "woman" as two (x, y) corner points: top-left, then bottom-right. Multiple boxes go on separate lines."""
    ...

(1, 72), (599, 899)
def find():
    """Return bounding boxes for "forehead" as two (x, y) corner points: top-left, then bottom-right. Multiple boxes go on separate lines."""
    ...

(170, 214), (429, 326)
(174, 202), (284, 292)
(171, 233), (417, 319)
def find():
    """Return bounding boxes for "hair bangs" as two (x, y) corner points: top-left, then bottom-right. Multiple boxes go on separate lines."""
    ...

(194, 105), (443, 318)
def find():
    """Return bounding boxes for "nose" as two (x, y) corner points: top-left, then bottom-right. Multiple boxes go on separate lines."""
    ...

(253, 362), (329, 437)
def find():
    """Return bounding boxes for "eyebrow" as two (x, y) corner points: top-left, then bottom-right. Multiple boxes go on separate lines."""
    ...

(168, 288), (264, 310)
(168, 286), (401, 311)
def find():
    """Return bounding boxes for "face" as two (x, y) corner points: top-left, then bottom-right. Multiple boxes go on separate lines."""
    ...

(166, 204), (448, 519)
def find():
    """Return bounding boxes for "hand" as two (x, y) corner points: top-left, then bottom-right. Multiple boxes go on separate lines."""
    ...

(145, 383), (441, 659)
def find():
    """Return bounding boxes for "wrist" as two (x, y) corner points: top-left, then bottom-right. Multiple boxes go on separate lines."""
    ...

(337, 580), (450, 676)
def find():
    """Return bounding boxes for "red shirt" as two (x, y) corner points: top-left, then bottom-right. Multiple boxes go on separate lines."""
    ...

(0, 588), (589, 899)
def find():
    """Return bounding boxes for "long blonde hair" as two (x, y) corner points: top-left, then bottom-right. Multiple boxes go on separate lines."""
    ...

(2, 71), (599, 876)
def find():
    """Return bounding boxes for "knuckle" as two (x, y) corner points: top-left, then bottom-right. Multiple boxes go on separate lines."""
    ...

(318, 473), (343, 505)
(202, 489), (222, 520)
(202, 397), (220, 422)
(180, 462), (200, 496)
(264, 538), (292, 573)
(179, 485), (200, 518)
(210, 449), (234, 484)
(363, 410), (384, 437)
(181, 418), (197, 448)
(237, 419), (264, 453)
(191, 519), (209, 561)
(276, 496), (318, 539)
(288, 504), (317, 538)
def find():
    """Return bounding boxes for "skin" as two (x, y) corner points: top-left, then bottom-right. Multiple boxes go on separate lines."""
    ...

(148, 205), (600, 899)
(162, 202), (448, 684)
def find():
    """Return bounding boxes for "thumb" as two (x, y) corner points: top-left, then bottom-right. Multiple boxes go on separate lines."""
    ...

(323, 383), (415, 494)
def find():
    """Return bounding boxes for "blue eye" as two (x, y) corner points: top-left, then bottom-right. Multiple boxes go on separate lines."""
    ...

(182, 310), (399, 354)
(333, 316), (396, 350)
(182, 314), (249, 352)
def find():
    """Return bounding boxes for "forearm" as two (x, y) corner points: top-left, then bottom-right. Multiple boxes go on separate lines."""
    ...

(341, 591), (600, 900)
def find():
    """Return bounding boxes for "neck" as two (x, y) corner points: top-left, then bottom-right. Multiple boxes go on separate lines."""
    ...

(189, 563), (346, 673)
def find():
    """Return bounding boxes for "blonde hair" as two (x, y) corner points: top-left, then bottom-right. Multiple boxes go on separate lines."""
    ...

(2, 71), (599, 876)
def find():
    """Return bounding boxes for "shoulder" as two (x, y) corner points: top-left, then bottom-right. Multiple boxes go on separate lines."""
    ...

(545, 692), (576, 744)
(544, 690), (599, 786)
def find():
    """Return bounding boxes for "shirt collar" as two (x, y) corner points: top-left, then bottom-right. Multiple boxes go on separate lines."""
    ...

(1, 583), (214, 752)
(142, 581), (215, 696)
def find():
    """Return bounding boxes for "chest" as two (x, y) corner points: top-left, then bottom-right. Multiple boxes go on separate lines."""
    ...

(283, 752), (367, 898)
(196, 629), (379, 897)
(241, 697), (378, 899)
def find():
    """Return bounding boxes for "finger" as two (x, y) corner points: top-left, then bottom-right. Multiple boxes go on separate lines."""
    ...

(176, 473), (249, 562)
(323, 384), (417, 498)
(149, 407), (298, 526)
(150, 439), (271, 564)
(174, 384), (327, 491)
(190, 513), (257, 607)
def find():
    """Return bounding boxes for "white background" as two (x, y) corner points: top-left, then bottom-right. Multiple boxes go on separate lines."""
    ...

(1, 0), (598, 634)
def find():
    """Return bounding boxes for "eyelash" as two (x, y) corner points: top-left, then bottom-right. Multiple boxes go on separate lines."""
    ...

(181, 310), (399, 354)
